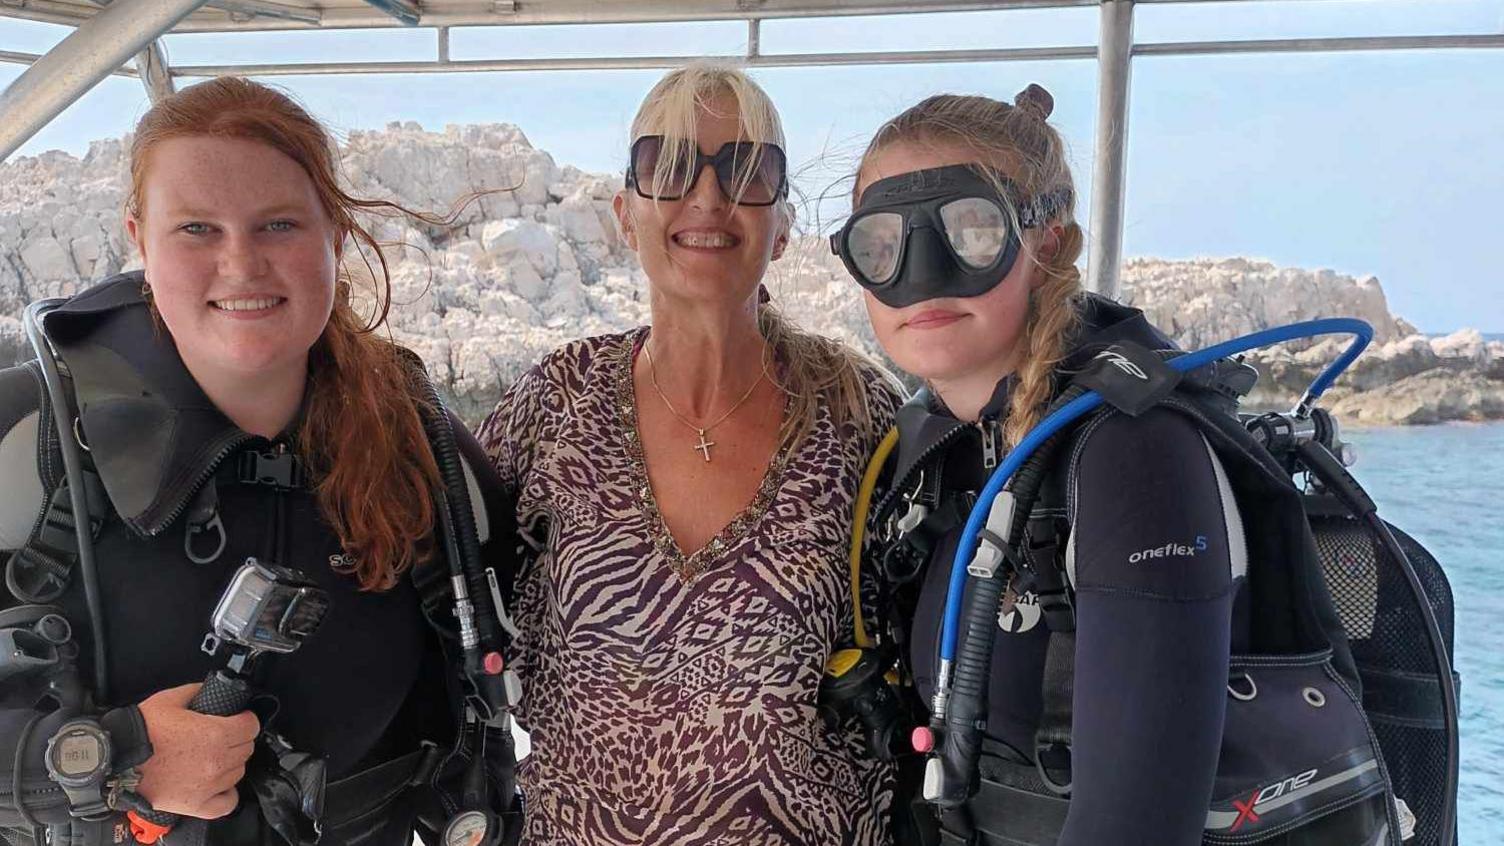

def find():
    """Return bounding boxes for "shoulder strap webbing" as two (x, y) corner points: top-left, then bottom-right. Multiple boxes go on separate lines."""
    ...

(1034, 630), (1075, 796)
(4, 362), (108, 604)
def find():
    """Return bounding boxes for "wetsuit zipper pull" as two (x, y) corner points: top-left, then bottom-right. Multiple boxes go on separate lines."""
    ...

(896, 470), (931, 535)
(897, 502), (931, 534)
(979, 419), (1000, 470)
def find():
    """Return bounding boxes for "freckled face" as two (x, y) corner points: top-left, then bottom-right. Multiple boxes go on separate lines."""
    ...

(127, 135), (338, 384)
(613, 95), (787, 308)
(855, 141), (1046, 384)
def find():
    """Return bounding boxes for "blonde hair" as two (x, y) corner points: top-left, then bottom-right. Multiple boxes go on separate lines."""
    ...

(857, 88), (1083, 446)
(629, 63), (892, 449)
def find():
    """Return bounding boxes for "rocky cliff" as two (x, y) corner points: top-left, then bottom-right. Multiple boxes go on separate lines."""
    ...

(2, 123), (1498, 427)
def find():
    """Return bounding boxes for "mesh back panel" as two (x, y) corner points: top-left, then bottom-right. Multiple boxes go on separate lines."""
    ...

(1310, 514), (1457, 846)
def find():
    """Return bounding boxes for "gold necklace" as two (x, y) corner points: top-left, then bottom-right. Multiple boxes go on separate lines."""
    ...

(643, 342), (766, 462)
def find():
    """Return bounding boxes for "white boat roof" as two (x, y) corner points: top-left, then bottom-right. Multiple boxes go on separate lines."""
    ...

(4, 1), (1109, 31)
(3, 0), (1501, 295)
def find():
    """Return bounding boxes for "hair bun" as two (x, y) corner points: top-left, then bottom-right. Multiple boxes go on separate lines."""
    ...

(1014, 84), (1054, 120)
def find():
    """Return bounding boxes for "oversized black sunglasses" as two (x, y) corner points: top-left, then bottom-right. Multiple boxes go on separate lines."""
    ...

(625, 135), (788, 207)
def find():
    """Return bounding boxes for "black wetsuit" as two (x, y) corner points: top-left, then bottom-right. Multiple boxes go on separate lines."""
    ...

(898, 297), (1243, 845)
(0, 274), (509, 846)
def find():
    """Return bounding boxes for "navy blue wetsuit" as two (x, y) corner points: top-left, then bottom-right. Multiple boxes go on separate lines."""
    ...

(903, 299), (1242, 845)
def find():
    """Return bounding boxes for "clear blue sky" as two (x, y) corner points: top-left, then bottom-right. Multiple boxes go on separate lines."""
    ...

(3, 0), (1501, 332)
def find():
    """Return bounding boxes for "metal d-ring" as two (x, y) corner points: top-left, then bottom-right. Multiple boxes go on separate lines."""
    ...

(1228, 672), (1258, 702)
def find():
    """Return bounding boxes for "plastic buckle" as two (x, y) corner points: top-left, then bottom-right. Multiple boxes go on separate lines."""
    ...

(239, 450), (304, 489)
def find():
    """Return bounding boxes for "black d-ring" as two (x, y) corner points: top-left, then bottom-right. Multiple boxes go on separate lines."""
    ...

(1228, 672), (1258, 702)
(185, 512), (228, 564)
(1034, 743), (1073, 797)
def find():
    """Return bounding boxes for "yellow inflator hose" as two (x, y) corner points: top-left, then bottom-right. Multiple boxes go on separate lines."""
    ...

(849, 427), (899, 649)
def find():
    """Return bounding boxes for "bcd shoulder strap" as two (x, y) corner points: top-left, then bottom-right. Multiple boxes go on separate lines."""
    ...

(5, 361), (108, 605)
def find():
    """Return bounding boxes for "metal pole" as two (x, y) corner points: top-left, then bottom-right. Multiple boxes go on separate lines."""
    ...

(363, 0), (421, 26)
(1134, 32), (1504, 56)
(0, 49), (139, 78)
(204, 0), (320, 25)
(168, 44), (1100, 77)
(0, 0), (209, 161)
(1085, 0), (1134, 298)
(748, 19), (762, 58)
(135, 41), (177, 103)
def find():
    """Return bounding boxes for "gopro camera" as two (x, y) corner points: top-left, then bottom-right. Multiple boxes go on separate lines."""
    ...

(207, 558), (330, 656)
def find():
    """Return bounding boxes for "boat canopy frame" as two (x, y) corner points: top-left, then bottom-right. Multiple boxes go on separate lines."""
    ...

(2, 0), (1501, 296)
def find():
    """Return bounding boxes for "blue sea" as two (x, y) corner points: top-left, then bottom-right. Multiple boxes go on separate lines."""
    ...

(1344, 422), (1504, 842)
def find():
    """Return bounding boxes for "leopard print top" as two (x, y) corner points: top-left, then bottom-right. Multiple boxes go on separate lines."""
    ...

(477, 328), (899, 846)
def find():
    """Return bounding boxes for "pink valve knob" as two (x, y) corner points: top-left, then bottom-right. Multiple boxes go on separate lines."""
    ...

(911, 726), (935, 754)
(484, 651), (505, 675)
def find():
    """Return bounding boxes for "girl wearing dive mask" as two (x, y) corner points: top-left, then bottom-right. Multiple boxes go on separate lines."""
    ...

(832, 163), (1068, 310)
(846, 88), (1244, 846)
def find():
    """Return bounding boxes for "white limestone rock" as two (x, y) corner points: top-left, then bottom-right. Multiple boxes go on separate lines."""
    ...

(1430, 329), (1489, 363)
(3, 121), (1497, 427)
(0, 315), (25, 367)
(547, 196), (611, 245)
(1120, 257), (1410, 347)
(481, 219), (558, 277)
(20, 236), (75, 283)
(1328, 370), (1504, 426)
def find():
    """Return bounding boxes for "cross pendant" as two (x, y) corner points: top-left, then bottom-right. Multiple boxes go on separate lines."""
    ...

(693, 429), (715, 462)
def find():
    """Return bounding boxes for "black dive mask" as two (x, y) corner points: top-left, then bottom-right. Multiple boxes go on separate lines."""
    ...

(830, 164), (1069, 308)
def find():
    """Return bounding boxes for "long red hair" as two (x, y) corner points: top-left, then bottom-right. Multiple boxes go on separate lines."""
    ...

(128, 76), (442, 591)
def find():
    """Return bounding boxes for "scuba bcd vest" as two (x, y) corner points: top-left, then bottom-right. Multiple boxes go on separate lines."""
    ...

(835, 297), (1459, 846)
(1, 275), (524, 846)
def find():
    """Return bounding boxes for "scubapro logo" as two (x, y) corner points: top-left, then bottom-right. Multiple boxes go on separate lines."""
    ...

(1129, 536), (1208, 564)
(1094, 349), (1149, 380)
(997, 590), (1042, 633)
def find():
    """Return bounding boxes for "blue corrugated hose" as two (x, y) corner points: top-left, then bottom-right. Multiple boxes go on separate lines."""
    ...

(939, 318), (1374, 662)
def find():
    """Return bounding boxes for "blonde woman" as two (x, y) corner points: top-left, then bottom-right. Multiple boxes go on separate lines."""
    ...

(836, 87), (1243, 845)
(477, 65), (899, 845)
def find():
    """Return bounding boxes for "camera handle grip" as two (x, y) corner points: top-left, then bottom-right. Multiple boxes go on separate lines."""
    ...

(128, 670), (255, 842)
(188, 669), (254, 716)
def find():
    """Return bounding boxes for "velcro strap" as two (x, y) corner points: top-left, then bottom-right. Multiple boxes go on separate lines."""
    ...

(411, 559), (456, 636)
(321, 743), (442, 830)
(1361, 665), (1462, 729)
(1072, 341), (1182, 417)
(962, 756), (1071, 844)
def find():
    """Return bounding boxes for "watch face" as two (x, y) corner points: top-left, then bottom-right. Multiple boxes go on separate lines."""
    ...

(442, 810), (492, 846)
(52, 730), (103, 778)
